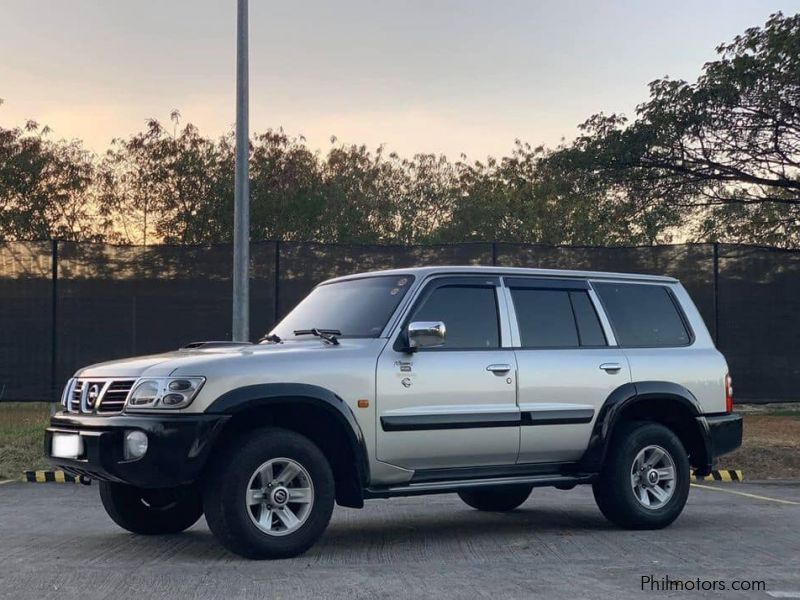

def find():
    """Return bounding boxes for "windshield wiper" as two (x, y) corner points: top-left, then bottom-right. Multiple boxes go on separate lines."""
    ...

(258, 333), (282, 343)
(293, 328), (341, 345)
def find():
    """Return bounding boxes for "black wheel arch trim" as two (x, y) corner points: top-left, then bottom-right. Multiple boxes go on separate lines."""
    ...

(579, 381), (711, 473)
(205, 383), (370, 489)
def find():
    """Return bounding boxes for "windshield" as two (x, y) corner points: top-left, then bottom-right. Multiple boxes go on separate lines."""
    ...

(269, 275), (415, 340)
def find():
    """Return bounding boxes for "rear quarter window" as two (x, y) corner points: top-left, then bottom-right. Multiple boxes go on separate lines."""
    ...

(593, 282), (691, 347)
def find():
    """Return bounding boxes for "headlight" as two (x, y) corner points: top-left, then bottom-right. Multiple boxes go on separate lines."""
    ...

(125, 377), (205, 410)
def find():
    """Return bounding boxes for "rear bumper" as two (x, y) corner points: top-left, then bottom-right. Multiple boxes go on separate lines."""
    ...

(695, 413), (743, 475)
(45, 412), (229, 489)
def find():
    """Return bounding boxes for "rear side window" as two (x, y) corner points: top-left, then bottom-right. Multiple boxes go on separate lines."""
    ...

(510, 288), (606, 348)
(409, 285), (500, 348)
(593, 282), (691, 347)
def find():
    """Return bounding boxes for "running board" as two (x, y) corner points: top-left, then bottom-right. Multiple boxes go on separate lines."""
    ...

(364, 473), (596, 499)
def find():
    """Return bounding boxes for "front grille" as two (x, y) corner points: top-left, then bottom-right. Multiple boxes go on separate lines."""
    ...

(70, 381), (83, 412)
(98, 380), (136, 413)
(65, 378), (136, 414)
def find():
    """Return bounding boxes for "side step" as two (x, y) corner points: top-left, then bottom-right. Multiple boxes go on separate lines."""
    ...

(364, 473), (596, 499)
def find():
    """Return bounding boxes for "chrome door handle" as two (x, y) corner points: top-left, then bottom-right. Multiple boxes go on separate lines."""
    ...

(486, 364), (512, 374)
(599, 363), (622, 373)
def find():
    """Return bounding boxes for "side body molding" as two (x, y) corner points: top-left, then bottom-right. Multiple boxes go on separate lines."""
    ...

(206, 383), (370, 487)
(579, 381), (705, 472)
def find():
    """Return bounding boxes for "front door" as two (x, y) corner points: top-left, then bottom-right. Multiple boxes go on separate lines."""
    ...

(376, 277), (520, 470)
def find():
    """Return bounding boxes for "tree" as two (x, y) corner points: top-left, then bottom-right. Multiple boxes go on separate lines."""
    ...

(437, 140), (679, 245)
(98, 111), (233, 244)
(3, 11), (799, 248)
(0, 115), (97, 241)
(249, 130), (324, 241)
(97, 114), (234, 245)
(561, 12), (800, 246)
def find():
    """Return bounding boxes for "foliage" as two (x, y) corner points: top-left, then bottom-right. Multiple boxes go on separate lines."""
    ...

(0, 116), (98, 241)
(0, 12), (798, 247)
(97, 113), (234, 245)
(558, 12), (800, 247)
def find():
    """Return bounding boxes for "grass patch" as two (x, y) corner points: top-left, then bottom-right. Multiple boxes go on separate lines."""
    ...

(0, 402), (52, 480)
(717, 412), (800, 480)
(0, 401), (798, 482)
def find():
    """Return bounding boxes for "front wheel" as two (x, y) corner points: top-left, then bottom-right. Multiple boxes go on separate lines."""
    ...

(592, 421), (690, 529)
(99, 482), (203, 534)
(203, 427), (335, 559)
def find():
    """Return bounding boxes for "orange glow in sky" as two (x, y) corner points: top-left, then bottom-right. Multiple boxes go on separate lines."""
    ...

(2, 0), (798, 158)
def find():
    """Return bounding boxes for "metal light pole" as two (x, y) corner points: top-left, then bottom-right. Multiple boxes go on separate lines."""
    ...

(232, 0), (250, 341)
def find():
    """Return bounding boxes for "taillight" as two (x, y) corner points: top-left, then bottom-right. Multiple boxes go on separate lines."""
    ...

(725, 373), (733, 413)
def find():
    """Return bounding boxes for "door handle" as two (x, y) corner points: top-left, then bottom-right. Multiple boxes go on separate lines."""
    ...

(486, 364), (512, 374)
(599, 363), (622, 373)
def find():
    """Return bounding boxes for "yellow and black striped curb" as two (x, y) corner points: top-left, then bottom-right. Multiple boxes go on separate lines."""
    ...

(23, 470), (90, 484)
(692, 469), (744, 482)
(20, 469), (742, 484)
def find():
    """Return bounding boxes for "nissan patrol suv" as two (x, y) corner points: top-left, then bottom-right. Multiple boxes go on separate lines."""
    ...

(46, 266), (742, 559)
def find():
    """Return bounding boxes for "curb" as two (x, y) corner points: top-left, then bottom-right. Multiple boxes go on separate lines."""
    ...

(692, 469), (744, 482)
(23, 470), (90, 484)
(20, 469), (744, 484)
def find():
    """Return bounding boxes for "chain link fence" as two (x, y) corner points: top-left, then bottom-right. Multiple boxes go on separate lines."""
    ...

(1, 241), (796, 403)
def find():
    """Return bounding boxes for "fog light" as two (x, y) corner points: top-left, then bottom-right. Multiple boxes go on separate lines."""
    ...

(124, 430), (148, 460)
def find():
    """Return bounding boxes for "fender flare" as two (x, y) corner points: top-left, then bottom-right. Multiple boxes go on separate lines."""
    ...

(206, 383), (370, 487)
(579, 381), (707, 472)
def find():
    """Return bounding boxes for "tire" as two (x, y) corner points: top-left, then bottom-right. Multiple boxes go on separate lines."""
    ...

(99, 481), (203, 535)
(592, 421), (690, 530)
(202, 427), (335, 560)
(458, 484), (533, 512)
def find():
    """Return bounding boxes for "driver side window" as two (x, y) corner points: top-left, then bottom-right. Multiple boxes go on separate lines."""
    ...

(409, 284), (499, 349)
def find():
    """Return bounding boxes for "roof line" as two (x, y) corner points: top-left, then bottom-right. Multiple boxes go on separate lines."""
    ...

(325, 265), (679, 284)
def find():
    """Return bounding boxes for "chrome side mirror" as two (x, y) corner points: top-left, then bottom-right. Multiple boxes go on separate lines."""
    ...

(407, 321), (446, 350)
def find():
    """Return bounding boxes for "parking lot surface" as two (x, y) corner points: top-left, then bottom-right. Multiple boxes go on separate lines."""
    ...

(1, 480), (799, 599)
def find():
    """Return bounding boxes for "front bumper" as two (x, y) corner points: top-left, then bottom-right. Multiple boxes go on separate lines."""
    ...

(694, 412), (743, 475)
(45, 412), (229, 488)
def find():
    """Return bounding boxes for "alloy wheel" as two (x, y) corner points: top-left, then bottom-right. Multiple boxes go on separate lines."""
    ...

(246, 457), (315, 536)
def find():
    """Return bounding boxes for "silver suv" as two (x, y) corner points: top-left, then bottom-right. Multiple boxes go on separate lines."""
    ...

(46, 266), (742, 559)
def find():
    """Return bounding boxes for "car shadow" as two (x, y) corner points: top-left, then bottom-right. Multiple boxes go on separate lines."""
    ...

(83, 504), (715, 563)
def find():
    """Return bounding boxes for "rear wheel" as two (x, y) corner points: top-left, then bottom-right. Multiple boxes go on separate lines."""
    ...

(203, 427), (335, 559)
(592, 421), (690, 529)
(457, 484), (533, 512)
(99, 482), (203, 534)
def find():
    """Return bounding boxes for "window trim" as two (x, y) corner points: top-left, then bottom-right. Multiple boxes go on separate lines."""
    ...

(504, 277), (590, 291)
(391, 275), (506, 352)
(591, 280), (696, 349)
(567, 289), (608, 347)
(504, 281), (609, 350)
(587, 287), (618, 346)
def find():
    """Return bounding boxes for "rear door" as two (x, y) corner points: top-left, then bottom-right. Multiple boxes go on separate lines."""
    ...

(376, 276), (520, 470)
(505, 277), (632, 463)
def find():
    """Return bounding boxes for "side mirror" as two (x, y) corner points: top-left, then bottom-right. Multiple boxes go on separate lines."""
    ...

(407, 321), (446, 350)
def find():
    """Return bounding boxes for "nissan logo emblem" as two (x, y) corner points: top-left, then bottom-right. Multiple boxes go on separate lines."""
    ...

(87, 384), (100, 406)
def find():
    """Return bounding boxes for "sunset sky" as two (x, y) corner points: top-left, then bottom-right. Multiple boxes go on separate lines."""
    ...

(3, 0), (800, 159)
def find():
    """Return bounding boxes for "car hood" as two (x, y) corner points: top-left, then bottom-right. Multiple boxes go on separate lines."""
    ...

(74, 339), (383, 379)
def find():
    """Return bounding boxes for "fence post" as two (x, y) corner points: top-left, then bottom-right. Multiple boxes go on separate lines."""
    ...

(712, 242), (720, 346)
(491, 241), (498, 266)
(50, 239), (58, 402)
(273, 240), (281, 325)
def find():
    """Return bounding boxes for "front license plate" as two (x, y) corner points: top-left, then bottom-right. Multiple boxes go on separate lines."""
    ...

(51, 433), (84, 459)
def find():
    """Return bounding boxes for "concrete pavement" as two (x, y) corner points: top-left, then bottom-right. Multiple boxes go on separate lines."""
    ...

(1, 480), (799, 599)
